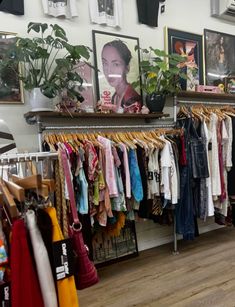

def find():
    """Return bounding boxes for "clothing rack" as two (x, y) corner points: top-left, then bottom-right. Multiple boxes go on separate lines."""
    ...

(0, 152), (58, 165)
(38, 122), (176, 151)
(174, 97), (235, 122)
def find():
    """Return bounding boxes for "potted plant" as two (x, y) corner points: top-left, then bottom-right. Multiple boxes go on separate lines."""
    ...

(133, 47), (187, 113)
(0, 22), (92, 111)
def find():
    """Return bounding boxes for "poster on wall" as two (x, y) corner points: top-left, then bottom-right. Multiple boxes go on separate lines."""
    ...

(92, 30), (142, 113)
(0, 32), (23, 104)
(166, 27), (204, 91)
(204, 29), (235, 86)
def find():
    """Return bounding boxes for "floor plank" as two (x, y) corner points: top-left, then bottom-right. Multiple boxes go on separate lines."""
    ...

(78, 227), (235, 307)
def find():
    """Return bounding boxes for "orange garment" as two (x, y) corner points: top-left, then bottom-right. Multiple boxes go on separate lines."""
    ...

(45, 207), (79, 307)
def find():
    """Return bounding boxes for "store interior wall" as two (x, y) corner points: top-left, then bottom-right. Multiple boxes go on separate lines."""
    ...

(0, 0), (234, 250)
(0, 0), (234, 151)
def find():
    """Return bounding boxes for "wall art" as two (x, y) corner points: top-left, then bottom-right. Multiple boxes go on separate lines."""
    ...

(165, 27), (204, 91)
(92, 30), (142, 113)
(204, 29), (235, 86)
(0, 32), (23, 104)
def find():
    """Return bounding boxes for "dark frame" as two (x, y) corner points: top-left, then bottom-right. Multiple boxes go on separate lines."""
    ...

(92, 30), (142, 112)
(204, 28), (235, 86)
(0, 31), (24, 104)
(165, 27), (204, 91)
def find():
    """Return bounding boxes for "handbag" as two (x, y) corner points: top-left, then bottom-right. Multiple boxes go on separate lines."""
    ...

(60, 149), (99, 290)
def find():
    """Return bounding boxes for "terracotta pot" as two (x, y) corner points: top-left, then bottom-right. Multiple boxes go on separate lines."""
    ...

(145, 93), (166, 113)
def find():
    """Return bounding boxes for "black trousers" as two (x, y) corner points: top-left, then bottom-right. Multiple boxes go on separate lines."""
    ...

(136, 0), (160, 27)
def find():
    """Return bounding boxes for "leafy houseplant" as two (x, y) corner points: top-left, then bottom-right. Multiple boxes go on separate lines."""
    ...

(1, 22), (92, 111)
(133, 47), (187, 112)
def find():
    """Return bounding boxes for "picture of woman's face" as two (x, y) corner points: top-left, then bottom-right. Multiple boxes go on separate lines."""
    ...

(102, 46), (128, 88)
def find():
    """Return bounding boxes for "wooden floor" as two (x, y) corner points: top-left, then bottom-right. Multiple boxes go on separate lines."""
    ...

(79, 227), (235, 307)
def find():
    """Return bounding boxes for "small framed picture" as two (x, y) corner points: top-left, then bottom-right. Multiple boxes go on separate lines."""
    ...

(165, 27), (204, 91)
(75, 62), (95, 112)
(92, 30), (142, 113)
(225, 76), (235, 94)
(0, 32), (24, 104)
(204, 29), (235, 86)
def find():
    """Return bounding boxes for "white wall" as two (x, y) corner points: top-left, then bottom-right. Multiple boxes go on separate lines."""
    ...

(0, 0), (234, 151)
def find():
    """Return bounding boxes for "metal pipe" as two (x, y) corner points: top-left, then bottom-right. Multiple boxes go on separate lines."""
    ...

(0, 152), (58, 165)
(177, 99), (235, 106)
(41, 123), (176, 131)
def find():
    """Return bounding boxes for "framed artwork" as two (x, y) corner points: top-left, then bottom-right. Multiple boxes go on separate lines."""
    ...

(0, 32), (23, 104)
(225, 76), (235, 94)
(75, 62), (95, 112)
(204, 29), (235, 86)
(92, 30), (142, 113)
(165, 27), (204, 91)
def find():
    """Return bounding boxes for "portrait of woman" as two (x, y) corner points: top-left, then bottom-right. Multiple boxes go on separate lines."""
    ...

(204, 29), (235, 86)
(93, 31), (142, 113)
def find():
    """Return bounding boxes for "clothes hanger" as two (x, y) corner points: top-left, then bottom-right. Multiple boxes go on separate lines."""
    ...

(0, 179), (19, 218)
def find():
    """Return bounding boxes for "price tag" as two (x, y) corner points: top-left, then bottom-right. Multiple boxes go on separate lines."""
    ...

(52, 238), (74, 281)
(0, 282), (10, 306)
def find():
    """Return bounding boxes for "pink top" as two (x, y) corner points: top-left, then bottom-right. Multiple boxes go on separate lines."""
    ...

(97, 136), (118, 198)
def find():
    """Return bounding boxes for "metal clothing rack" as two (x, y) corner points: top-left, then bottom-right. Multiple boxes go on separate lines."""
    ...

(0, 152), (58, 165)
(38, 122), (176, 151)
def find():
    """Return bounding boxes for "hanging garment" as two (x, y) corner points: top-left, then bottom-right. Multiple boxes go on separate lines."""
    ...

(136, 0), (160, 27)
(228, 117), (235, 196)
(41, 0), (78, 18)
(45, 207), (79, 307)
(11, 220), (44, 307)
(26, 210), (58, 307)
(88, 0), (123, 27)
(208, 113), (221, 199)
(97, 136), (119, 197)
(128, 149), (143, 202)
(0, 0), (24, 15)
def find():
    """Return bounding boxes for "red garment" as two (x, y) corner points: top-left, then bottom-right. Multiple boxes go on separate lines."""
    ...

(11, 220), (44, 307)
(179, 134), (187, 166)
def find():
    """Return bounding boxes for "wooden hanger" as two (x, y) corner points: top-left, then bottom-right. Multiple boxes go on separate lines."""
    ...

(0, 179), (19, 218)
(4, 180), (25, 202)
(11, 174), (42, 190)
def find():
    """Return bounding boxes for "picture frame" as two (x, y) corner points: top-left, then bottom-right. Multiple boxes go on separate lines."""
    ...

(224, 76), (235, 94)
(204, 29), (235, 87)
(0, 31), (24, 104)
(92, 30), (142, 113)
(165, 27), (204, 91)
(75, 62), (95, 112)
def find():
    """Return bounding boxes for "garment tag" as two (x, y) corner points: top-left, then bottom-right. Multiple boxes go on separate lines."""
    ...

(148, 171), (153, 180)
(0, 282), (10, 306)
(52, 238), (74, 280)
(208, 142), (212, 151)
(154, 172), (160, 182)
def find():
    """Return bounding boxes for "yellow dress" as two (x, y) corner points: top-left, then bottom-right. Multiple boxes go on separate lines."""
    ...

(45, 207), (79, 307)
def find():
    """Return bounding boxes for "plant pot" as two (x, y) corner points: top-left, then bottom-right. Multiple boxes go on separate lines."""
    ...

(145, 93), (166, 113)
(29, 88), (54, 112)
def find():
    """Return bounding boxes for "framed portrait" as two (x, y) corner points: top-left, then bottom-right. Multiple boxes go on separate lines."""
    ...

(0, 32), (23, 104)
(204, 29), (235, 86)
(92, 30), (142, 113)
(165, 27), (204, 91)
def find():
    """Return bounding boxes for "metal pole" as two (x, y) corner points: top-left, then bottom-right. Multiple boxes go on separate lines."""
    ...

(173, 95), (177, 124)
(37, 120), (43, 152)
(173, 209), (179, 255)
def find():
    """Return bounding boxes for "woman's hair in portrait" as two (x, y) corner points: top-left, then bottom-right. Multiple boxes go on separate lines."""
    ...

(103, 39), (132, 66)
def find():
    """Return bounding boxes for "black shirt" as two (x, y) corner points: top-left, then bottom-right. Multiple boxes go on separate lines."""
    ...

(0, 0), (24, 15)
